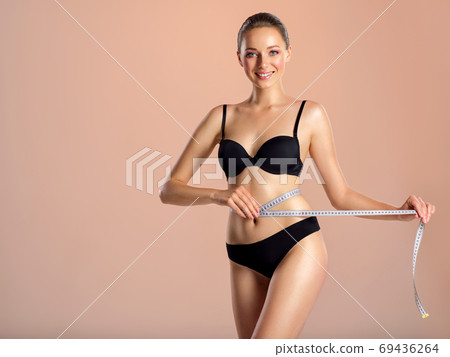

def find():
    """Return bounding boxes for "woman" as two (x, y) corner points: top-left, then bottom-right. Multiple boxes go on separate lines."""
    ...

(159, 12), (435, 338)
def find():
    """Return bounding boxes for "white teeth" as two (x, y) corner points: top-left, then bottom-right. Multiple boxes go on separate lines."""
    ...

(256, 72), (273, 77)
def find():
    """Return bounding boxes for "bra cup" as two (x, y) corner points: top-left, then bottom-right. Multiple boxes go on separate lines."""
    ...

(256, 137), (299, 160)
(218, 141), (250, 177)
(218, 140), (249, 160)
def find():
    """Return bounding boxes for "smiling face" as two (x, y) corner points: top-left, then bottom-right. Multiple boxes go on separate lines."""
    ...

(237, 26), (291, 87)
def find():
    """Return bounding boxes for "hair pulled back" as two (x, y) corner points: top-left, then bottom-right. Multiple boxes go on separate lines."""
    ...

(237, 12), (290, 53)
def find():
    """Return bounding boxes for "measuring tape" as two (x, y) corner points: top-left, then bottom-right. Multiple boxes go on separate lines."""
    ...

(230, 188), (429, 318)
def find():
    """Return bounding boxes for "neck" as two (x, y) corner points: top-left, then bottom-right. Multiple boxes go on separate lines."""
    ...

(246, 80), (289, 109)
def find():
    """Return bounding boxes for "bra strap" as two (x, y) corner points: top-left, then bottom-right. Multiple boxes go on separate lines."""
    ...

(221, 104), (227, 140)
(293, 100), (306, 138)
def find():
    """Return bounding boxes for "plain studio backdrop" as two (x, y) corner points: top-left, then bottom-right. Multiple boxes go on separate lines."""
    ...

(1, 0), (449, 338)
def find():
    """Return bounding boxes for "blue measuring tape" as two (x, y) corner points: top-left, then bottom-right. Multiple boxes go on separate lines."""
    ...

(230, 188), (429, 318)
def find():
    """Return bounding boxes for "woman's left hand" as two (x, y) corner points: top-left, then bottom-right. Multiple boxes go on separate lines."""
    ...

(398, 195), (436, 224)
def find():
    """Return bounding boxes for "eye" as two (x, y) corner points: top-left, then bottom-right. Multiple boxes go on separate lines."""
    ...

(270, 50), (279, 55)
(245, 52), (256, 58)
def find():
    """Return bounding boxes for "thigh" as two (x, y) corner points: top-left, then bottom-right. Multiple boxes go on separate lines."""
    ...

(251, 230), (328, 339)
(229, 260), (270, 338)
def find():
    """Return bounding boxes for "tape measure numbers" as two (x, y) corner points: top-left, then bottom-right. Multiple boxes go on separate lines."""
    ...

(230, 188), (429, 318)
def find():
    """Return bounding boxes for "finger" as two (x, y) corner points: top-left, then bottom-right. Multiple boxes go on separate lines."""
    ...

(234, 194), (256, 219)
(418, 197), (427, 222)
(426, 202), (433, 223)
(416, 196), (427, 220)
(251, 196), (260, 214)
(234, 188), (255, 215)
(423, 202), (430, 223)
(409, 196), (418, 218)
(229, 192), (248, 218)
(410, 196), (420, 218)
(244, 194), (259, 217)
(239, 193), (258, 218)
(421, 199), (429, 222)
(229, 200), (246, 218)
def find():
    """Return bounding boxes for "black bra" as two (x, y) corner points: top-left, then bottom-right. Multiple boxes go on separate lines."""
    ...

(218, 100), (306, 179)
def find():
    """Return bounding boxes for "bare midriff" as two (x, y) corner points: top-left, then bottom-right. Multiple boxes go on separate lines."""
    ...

(225, 170), (314, 245)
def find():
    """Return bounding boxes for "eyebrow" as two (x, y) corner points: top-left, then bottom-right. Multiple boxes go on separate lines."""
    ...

(244, 45), (281, 51)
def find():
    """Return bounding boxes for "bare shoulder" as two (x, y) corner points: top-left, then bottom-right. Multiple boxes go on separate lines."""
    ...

(300, 99), (328, 121)
(297, 100), (331, 133)
(193, 103), (225, 145)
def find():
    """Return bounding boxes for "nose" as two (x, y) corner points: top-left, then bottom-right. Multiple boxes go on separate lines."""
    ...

(257, 53), (269, 67)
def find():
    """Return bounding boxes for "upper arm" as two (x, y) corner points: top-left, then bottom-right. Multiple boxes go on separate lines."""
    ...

(308, 101), (349, 208)
(167, 104), (223, 184)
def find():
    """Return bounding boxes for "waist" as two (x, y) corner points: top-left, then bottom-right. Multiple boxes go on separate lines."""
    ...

(226, 188), (316, 245)
(229, 188), (303, 217)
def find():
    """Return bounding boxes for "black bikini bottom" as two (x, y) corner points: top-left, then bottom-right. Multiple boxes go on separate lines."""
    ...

(226, 216), (321, 279)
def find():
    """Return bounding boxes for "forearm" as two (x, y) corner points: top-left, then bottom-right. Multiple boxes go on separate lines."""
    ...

(335, 187), (402, 221)
(159, 179), (219, 206)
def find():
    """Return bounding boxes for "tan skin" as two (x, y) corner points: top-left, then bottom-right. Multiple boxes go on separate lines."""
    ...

(159, 26), (436, 338)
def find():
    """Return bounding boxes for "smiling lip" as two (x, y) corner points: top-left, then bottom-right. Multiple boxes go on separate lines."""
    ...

(255, 71), (274, 79)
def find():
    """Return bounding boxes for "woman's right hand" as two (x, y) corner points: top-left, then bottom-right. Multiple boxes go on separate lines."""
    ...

(211, 186), (260, 219)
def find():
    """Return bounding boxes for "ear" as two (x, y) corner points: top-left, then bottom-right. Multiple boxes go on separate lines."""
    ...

(236, 51), (243, 67)
(285, 45), (292, 62)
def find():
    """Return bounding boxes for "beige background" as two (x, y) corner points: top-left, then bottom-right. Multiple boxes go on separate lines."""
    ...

(1, 0), (449, 339)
